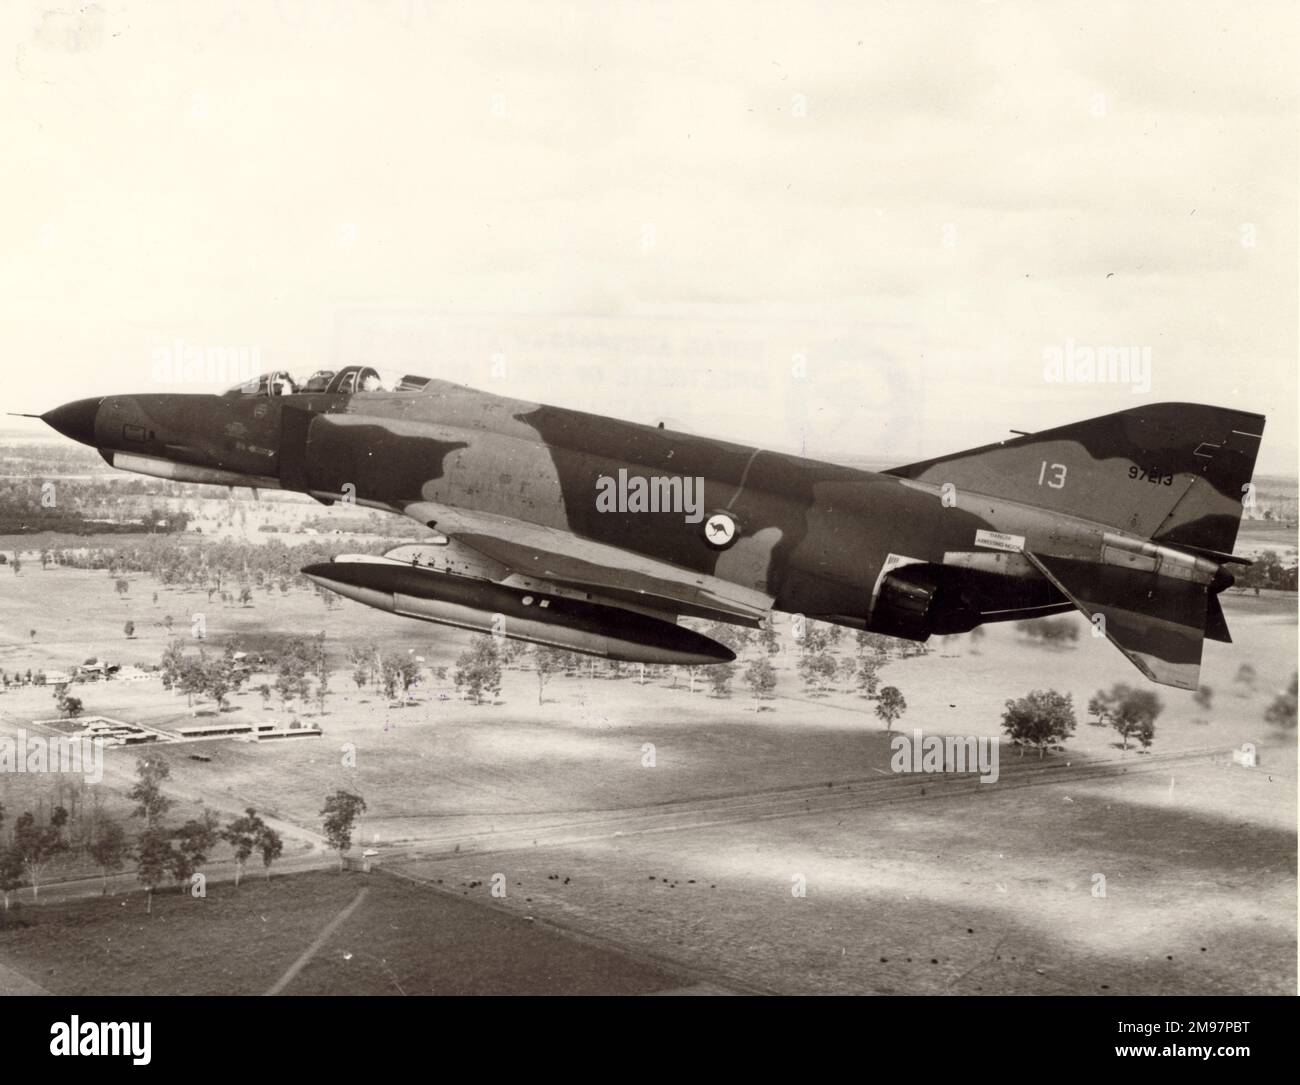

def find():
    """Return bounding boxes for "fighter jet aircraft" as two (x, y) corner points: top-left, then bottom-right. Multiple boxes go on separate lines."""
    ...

(38, 365), (1264, 688)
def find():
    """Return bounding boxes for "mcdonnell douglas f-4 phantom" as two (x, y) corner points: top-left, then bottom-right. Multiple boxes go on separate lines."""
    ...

(38, 365), (1264, 689)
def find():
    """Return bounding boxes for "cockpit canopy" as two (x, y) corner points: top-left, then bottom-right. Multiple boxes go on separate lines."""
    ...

(224, 365), (433, 397)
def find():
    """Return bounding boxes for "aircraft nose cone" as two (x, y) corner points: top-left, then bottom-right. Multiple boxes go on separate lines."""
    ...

(42, 397), (103, 446)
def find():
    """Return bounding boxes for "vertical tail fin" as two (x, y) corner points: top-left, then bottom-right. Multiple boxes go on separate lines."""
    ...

(887, 403), (1265, 553)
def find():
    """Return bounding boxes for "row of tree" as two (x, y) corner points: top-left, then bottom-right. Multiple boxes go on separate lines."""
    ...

(53, 535), (392, 594)
(160, 640), (250, 711)
(134, 610), (1297, 743)
(1233, 551), (1299, 593)
(0, 758), (286, 914)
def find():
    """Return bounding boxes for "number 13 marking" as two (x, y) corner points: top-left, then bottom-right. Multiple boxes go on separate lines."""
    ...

(1037, 461), (1067, 489)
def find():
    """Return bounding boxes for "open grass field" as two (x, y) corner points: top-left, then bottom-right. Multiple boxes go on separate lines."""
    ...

(2, 570), (1293, 833)
(394, 757), (1296, 995)
(0, 559), (1294, 994)
(0, 868), (689, 995)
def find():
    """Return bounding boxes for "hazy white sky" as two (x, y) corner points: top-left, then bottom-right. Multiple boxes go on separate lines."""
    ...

(2, 1), (1296, 472)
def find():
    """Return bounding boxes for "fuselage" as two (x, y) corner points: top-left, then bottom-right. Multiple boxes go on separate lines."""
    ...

(40, 376), (1258, 686)
(53, 379), (1111, 632)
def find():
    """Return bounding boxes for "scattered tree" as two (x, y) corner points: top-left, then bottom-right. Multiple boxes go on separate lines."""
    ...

(12, 808), (69, 903)
(857, 657), (881, 699)
(798, 621), (837, 655)
(222, 808), (264, 888)
(0, 843), (23, 912)
(128, 756), (173, 829)
(347, 643), (380, 687)
(707, 662), (737, 698)
(136, 825), (176, 915)
(453, 638), (501, 705)
(1265, 673), (1297, 730)
(170, 810), (221, 892)
(256, 823), (284, 880)
(312, 633), (329, 714)
(53, 684), (84, 719)
(743, 658), (777, 707)
(202, 647), (244, 711)
(856, 630), (892, 659)
(1089, 683), (1162, 751)
(321, 790), (368, 870)
(1002, 690), (1077, 758)
(88, 817), (129, 896)
(533, 646), (566, 705)
(275, 641), (312, 714)
(875, 686), (906, 733)
(797, 651), (838, 694)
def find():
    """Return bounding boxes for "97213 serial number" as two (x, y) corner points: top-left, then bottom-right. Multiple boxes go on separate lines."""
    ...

(1128, 466), (1174, 485)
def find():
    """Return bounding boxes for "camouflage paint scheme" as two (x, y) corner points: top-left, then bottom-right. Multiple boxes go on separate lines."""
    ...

(42, 377), (1264, 689)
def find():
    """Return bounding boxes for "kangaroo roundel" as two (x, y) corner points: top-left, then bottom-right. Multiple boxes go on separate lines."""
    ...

(704, 511), (739, 548)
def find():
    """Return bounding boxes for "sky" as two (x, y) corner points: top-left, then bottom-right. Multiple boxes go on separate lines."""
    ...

(1, 0), (1296, 473)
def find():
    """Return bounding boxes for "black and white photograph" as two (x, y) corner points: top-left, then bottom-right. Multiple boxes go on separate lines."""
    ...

(0, 0), (1294, 1059)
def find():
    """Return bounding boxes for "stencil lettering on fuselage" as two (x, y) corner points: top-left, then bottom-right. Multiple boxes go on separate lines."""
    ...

(974, 529), (1026, 553)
